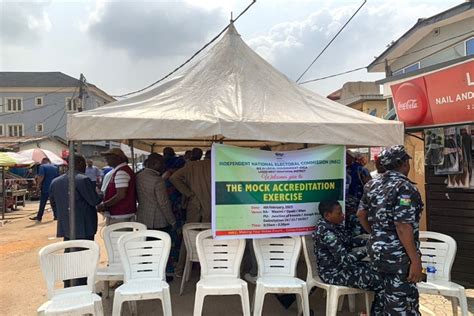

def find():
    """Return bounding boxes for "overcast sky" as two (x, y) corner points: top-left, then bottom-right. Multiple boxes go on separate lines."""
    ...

(0, 0), (461, 97)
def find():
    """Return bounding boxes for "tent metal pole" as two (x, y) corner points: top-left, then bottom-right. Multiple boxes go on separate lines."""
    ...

(68, 141), (76, 240)
(130, 140), (135, 171)
(2, 167), (5, 220)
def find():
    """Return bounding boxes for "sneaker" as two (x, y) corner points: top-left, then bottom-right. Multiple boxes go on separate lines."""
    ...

(244, 273), (257, 284)
(29, 216), (41, 222)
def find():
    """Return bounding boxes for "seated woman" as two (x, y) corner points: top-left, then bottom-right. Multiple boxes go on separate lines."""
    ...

(313, 200), (383, 315)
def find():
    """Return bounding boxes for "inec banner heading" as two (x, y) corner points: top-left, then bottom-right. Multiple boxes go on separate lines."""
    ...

(211, 144), (345, 239)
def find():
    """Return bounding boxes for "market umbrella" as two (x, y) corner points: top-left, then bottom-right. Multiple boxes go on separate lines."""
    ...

(0, 152), (35, 167)
(0, 152), (34, 220)
(17, 148), (66, 165)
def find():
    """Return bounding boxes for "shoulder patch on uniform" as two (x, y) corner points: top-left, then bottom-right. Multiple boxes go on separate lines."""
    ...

(399, 194), (412, 206)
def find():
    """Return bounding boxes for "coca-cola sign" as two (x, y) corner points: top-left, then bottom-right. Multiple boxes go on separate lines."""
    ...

(391, 59), (474, 128)
(398, 98), (418, 111)
(393, 80), (429, 125)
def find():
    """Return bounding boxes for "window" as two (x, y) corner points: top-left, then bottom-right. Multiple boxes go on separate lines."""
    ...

(5, 98), (23, 112)
(392, 69), (403, 76)
(387, 98), (394, 112)
(391, 62), (420, 76)
(466, 38), (474, 56)
(35, 123), (44, 133)
(404, 62), (420, 73)
(35, 97), (44, 106)
(7, 124), (24, 137)
(0, 124), (4, 136)
(66, 97), (81, 112)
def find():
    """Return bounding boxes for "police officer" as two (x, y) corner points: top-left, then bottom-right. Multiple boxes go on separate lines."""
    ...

(358, 145), (423, 315)
(314, 200), (384, 315)
(345, 195), (367, 237)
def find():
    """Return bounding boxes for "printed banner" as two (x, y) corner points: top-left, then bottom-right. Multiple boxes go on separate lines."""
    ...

(211, 144), (345, 239)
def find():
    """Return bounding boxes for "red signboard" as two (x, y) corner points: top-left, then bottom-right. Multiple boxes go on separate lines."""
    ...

(391, 59), (474, 128)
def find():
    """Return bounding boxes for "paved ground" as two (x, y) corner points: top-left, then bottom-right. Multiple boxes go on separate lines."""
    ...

(1, 202), (473, 315)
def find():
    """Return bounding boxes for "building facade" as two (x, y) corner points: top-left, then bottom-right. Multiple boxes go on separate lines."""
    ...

(368, 1), (474, 286)
(0, 72), (115, 158)
(327, 81), (388, 118)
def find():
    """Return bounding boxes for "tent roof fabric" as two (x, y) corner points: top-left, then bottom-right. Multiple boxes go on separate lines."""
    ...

(68, 24), (404, 147)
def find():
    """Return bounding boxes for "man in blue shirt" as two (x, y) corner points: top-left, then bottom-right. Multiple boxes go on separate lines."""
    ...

(85, 159), (101, 188)
(30, 158), (59, 222)
(49, 154), (102, 287)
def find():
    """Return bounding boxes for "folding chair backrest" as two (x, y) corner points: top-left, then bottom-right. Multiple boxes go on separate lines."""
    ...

(301, 235), (324, 283)
(103, 222), (147, 266)
(183, 222), (211, 262)
(253, 236), (301, 277)
(118, 230), (171, 282)
(196, 229), (245, 278)
(419, 231), (457, 282)
(39, 240), (99, 298)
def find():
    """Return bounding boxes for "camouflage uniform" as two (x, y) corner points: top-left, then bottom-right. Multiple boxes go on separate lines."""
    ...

(345, 195), (366, 238)
(313, 218), (384, 315)
(359, 146), (423, 315)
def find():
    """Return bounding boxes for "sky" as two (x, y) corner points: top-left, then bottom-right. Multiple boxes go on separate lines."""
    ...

(0, 0), (462, 98)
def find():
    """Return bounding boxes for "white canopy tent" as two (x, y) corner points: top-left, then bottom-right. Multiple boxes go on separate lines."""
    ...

(67, 24), (404, 147)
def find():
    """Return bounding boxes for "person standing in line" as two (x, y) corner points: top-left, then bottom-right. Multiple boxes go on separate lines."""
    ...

(85, 159), (101, 188)
(347, 151), (372, 201)
(190, 148), (203, 161)
(30, 158), (59, 222)
(170, 150), (211, 277)
(370, 155), (387, 180)
(49, 154), (102, 287)
(358, 145), (423, 315)
(136, 154), (177, 276)
(97, 148), (137, 225)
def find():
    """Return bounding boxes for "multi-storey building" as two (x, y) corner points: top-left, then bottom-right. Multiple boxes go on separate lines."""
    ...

(0, 72), (115, 158)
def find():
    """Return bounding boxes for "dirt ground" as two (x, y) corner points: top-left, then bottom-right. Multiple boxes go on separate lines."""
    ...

(1, 202), (473, 315)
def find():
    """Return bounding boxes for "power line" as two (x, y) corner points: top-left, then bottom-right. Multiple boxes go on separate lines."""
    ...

(299, 30), (474, 84)
(111, 0), (257, 98)
(295, 0), (367, 83)
(299, 66), (367, 84)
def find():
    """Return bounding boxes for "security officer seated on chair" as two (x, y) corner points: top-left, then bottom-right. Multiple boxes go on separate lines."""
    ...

(313, 200), (384, 315)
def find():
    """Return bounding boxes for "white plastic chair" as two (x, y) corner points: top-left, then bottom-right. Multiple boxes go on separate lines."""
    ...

(112, 230), (172, 316)
(96, 222), (147, 297)
(180, 222), (212, 295)
(193, 229), (250, 316)
(252, 236), (310, 316)
(417, 231), (468, 316)
(302, 235), (372, 316)
(37, 240), (103, 315)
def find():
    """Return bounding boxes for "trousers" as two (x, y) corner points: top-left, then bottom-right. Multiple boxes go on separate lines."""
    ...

(36, 191), (56, 220)
(321, 262), (384, 315)
(379, 272), (420, 315)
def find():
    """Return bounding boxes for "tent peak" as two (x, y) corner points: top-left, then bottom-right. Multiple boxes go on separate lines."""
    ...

(226, 23), (240, 37)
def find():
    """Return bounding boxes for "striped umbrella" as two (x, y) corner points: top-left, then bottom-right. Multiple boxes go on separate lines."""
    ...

(0, 152), (35, 167)
(17, 148), (66, 165)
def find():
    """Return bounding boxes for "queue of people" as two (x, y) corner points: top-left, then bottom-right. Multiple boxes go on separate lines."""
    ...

(45, 146), (211, 284)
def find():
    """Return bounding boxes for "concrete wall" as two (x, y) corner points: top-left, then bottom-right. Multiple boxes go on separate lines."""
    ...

(361, 100), (388, 118)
